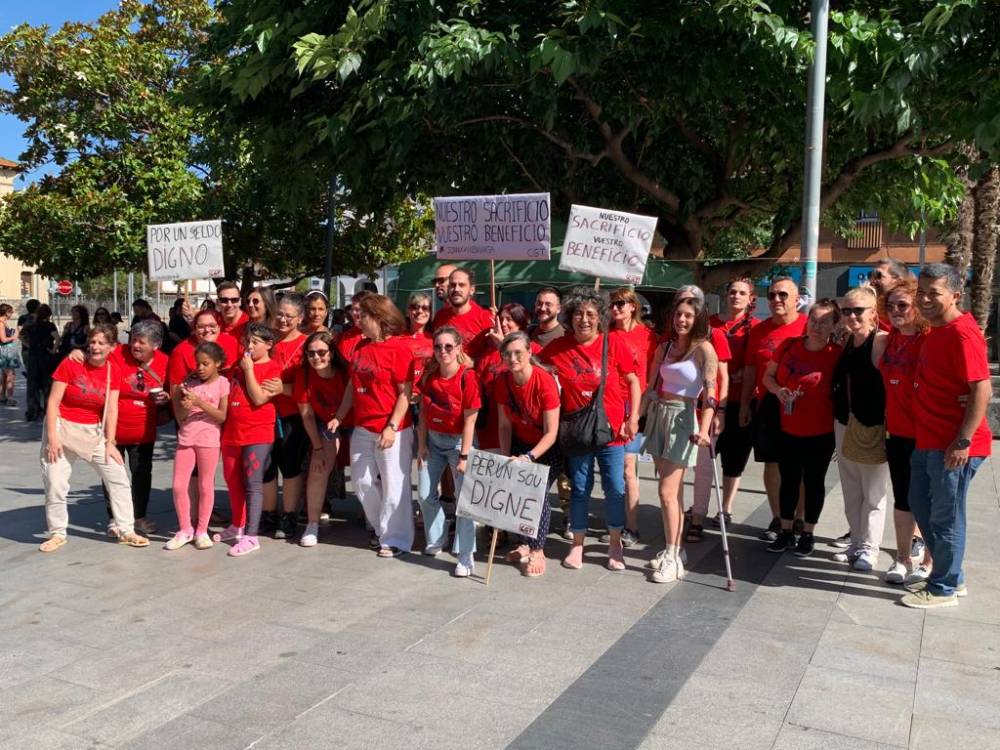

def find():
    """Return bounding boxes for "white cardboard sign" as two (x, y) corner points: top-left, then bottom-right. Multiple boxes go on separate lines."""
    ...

(559, 205), (658, 284)
(434, 193), (551, 260)
(456, 447), (550, 537)
(147, 219), (225, 281)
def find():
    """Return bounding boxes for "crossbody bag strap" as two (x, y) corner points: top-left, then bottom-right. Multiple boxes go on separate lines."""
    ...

(138, 359), (164, 387)
(101, 361), (111, 434)
(594, 332), (609, 402)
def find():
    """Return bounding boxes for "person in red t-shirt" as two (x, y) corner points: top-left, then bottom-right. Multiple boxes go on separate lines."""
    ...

(295, 330), (350, 547)
(40, 324), (149, 551)
(738, 277), (807, 540)
(496, 330), (562, 578)
(246, 286), (278, 329)
(541, 287), (641, 573)
(166, 310), (239, 393)
(259, 293), (309, 541)
(301, 291), (330, 335)
(336, 291), (369, 363)
(328, 294), (415, 557)
(608, 286), (658, 546)
(215, 280), (250, 342)
(416, 326), (482, 577)
(430, 268), (494, 360)
(761, 300), (842, 557)
(217, 323), (283, 557)
(711, 278), (759, 522)
(901, 264), (992, 609)
(868, 258), (913, 331)
(873, 279), (932, 584)
(402, 291), (434, 400)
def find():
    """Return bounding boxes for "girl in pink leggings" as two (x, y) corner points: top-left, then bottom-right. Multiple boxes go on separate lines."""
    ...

(166, 342), (230, 550)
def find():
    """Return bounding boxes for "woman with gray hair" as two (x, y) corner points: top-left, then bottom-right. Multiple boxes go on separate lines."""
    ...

(67, 317), (170, 535)
(541, 286), (642, 571)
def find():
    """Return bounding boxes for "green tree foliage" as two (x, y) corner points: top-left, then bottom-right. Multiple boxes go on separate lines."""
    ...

(201, 0), (998, 284)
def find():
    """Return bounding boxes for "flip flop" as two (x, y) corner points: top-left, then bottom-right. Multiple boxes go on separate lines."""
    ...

(39, 535), (67, 553)
(523, 552), (547, 578)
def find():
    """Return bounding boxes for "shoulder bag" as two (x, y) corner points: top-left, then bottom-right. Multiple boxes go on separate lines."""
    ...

(558, 333), (614, 456)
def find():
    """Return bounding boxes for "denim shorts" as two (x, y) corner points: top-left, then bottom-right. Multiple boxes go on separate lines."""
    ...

(624, 431), (644, 455)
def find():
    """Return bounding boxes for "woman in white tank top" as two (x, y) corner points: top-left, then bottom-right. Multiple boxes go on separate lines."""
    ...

(641, 294), (718, 584)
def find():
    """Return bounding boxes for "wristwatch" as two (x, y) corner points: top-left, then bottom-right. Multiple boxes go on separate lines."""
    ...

(459, 453), (469, 460)
(388, 421), (400, 432)
(954, 437), (971, 450)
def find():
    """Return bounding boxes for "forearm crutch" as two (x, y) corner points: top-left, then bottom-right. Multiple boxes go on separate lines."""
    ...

(708, 437), (736, 592)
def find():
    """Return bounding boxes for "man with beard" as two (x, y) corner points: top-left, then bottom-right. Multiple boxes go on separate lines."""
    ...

(529, 286), (566, 347)
(431, 268), (494, 360)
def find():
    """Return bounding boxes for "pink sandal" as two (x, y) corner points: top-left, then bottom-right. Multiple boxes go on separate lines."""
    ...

(213, 525), (244, 543)
(228, 536), (260, 557)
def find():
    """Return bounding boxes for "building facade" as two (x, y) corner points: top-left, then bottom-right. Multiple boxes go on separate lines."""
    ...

(0, 158), (49, 306)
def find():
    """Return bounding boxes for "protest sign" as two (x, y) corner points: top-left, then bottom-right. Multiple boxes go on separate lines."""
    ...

(559, 205), (658, 284)
(434, 193), (551, 260)
(456, 447), (549, 537)
(147, 219), (225, 281)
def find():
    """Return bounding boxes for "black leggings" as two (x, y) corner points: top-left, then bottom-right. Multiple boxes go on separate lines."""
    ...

(103, 441), (155, 519)
(263, 414), (310, 482)
(777, 432), (834, 525)
(716, 402), (753, 477)
(512, 439), (563, 550)
(886, 433), (916, 512)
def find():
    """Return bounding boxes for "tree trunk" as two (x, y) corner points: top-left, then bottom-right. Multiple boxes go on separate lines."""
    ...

(944, 147), (978, 282)
(970, 165), (1000, 330)
(239, 264), (256, 296)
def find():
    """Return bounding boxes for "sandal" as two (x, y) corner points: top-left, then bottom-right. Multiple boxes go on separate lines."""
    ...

(39, 535), (67, 553)
(523, 551), (547, 578)
(686, 524), (704, 543)
(106, 522), (120, 539)
(711, 512), (732, 528)
(607, 541), (626, 571)
(118, 531), (150, 548)
(377, 546), (406, 558)
(505, 545), (530, 565)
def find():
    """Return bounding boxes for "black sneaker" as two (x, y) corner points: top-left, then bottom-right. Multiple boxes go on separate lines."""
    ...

(767, 530), (795, 553)
(259, 510), (279, 535)
(792, 518), (805, 535)
(831, 530), (852, 549)
(793, 532), (815, 558)
(274, 512), (298, 540)
(759, 517), (781, 542)
(910, 536), (926, 560)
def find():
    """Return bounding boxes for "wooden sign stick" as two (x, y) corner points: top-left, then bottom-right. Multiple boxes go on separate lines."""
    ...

(594, 277), (601, 291)
(490, 259), (497, 309)
(484, 527), (500, 585)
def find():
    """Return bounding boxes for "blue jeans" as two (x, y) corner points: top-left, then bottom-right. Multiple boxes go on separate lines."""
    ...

(565, 445), (626, 534)
(908, 449), (984, 596)
(418, 430), (476, 559)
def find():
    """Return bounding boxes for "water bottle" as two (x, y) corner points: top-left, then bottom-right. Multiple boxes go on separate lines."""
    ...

(417, 460), (431, 500)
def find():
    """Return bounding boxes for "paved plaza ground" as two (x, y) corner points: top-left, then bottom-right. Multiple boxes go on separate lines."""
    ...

(1, 378), (999, 750)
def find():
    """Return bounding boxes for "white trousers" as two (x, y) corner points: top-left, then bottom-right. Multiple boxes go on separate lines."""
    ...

(350, 426), (415, 552)
(834, 421), (889, 555)
(41, 419), (134, 537)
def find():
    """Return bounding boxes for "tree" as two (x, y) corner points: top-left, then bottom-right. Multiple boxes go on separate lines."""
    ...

(200, 0), (998, 286)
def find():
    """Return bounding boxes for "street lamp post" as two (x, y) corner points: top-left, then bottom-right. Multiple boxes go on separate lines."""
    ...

(800, 0), (829, 303)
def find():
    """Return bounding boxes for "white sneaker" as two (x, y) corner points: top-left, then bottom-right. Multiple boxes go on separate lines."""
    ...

(832, 546), (859, 563)
(852, 552), (875, 571)
(423, 544), (442, 557)
(885, 560), (908, 584)
(905, 564), (930, 584)
(300, 523), (319, 547)
(454, 559), (474, 577)
(645, 550), (668, 570)
(650, 554), (679, 584)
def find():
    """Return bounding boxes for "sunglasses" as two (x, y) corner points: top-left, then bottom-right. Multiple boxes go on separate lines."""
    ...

(410, 304), (430, 312)
(887, 301), (911, 312)
(306, 349), (330, 358)
(767, 291), (790, 301)
(841, 306), (871, 317)
(610, 300), (630, 309)
(434, 343), (457, 353)
(135, 369), (145, 392)
(218, 296), (241, 305)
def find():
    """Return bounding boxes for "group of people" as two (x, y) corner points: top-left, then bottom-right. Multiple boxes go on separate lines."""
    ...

(26, 259), (992, 607)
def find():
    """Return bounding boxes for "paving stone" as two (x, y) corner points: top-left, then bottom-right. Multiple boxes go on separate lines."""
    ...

(909, 715), (1000, 750)
(252, 706), (419, 750)
(809, 620), (921, 681)
(920, 616), (1000, 669)
(0, 676), (99, 741)
(829, 589), (926, 633)
(785, 665), (913, 747)
(126, 712), (265, 750)
(771, 723), (904, 749)
(914, 656), (1000, 731)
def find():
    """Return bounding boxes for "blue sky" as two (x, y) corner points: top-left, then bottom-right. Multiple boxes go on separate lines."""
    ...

(1, 1), (118, 184)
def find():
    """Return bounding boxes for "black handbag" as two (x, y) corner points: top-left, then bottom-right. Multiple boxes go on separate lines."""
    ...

(558, 333), (615, 456)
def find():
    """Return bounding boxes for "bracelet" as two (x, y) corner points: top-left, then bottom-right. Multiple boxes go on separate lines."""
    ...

(459, 453), (468, 460)
(526, 450), (537, 461)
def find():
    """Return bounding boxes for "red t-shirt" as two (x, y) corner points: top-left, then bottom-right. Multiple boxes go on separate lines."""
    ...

(744, 315), (808, 399)
(431, 302), (494, 360)
(541, 333), (638, 444)
(337, 327), (364, 363)
(914, 312), (992, 455)
(272, 334), (306, 418)
(615, 325), (658, 391)
(495, 366), (561, 447)
(221, 310), (249, 340)
(350, 337), (414, 433)
(772, 338), (841, 437)
(474, 344), (541, 449)
(110, 345), (169, 444)
(710, 313), (759, 380)
(167, 333), (239, 387)
(222, 358), (283, 446)
(879, 329), (925, 439)
(293, 367), (348, 424)
(421, 366), (482, 435)
(401, 330), (434, 398)
(53, 357), (123, 425)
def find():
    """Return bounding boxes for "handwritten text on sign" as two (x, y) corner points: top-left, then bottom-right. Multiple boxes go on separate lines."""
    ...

(456, 448), (549, 537)
(559, 205), (658, 284)
(434, 193), (551, 260)
(147, 219), (225, 281)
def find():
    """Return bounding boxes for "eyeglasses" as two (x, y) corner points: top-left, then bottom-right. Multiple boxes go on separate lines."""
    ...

(218, 297), (241, 305)
(767, 291), (790, 301)
(409, 304), (430, 312)
(841, 306), (872, 317)
(274, 312), (300, 321)
(610, 300), (630, 309)
(887, 301), (911, 312)
(502, 349), (527, 359)
(196, 325), (219, 332)
(572, 310), (599, 319)
(306, 349), (330, 358)
(433, 343), (457, 353)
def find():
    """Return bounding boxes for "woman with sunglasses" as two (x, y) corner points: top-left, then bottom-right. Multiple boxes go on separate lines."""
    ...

(416, 326), (481, 576)
(608, 288), (658, 547)
(711, 278), (758, 527)
(873, 279), (932, 584)
(302, 291), (331, 335)
(402, 292), (434, 398)
(328, 294), (415, 557)
(831, 285), (889, 572)
(496, 330), (561, 577)
(246, 286), (278, 329)
(294, 330), (350, 547)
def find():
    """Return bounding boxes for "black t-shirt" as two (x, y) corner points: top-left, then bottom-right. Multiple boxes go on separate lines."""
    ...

(24, 321), (57, 358)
